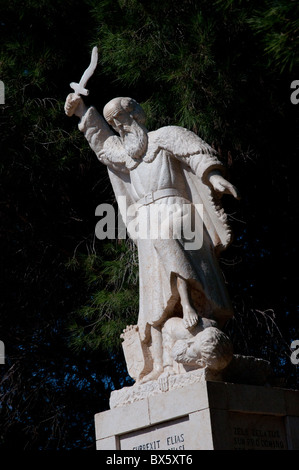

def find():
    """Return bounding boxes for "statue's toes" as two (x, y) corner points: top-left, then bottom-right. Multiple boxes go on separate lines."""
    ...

(183, 312), (198, 329)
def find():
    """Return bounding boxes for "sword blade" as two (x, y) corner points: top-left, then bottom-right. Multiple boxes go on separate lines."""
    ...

(70, 46), (98, 96)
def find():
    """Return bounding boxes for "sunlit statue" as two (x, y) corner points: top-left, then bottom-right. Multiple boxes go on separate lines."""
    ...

(65, 50), (239, 386)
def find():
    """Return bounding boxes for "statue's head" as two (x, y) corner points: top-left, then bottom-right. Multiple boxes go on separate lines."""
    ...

(172, 326), (233, 371)
(103, 97), (147, 160)
(103, 97), (146, 127)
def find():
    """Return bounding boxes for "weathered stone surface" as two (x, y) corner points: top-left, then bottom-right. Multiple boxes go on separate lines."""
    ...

(109, 354), (271, 409)
(109, 368), (212, 409)
(95, 381), (299, 450)
(65, 85), (239, 385)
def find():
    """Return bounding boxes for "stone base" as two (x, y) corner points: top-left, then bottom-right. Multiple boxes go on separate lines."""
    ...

(109, 368), (220, 409)
(109, 355), (272, 409)
(95, 381), (299, 450)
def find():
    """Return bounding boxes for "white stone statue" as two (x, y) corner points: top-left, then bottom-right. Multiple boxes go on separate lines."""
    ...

(159, 317), (233, 391)
(65, 70), (239, 385)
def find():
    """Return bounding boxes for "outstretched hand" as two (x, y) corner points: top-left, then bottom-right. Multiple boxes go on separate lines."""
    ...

(208, 172), (240, 199)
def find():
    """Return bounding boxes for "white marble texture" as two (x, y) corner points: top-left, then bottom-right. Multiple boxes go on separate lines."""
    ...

(65, 91), (240, 385)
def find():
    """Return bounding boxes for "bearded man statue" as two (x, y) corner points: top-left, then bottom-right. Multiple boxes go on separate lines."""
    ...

(65, 93), (239, 384)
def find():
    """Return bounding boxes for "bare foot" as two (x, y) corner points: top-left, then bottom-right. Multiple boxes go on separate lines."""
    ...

(138, 365), (163, 384)
(183, 306), (198, 329)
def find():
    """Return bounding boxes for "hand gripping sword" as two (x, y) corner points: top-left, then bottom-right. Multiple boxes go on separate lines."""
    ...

(70, 46), (98, 96)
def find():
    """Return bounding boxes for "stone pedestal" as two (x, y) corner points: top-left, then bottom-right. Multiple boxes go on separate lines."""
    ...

(94, 381), (299, 450)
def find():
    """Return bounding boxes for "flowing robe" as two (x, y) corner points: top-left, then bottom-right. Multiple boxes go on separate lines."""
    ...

(79, 107), (234, 343)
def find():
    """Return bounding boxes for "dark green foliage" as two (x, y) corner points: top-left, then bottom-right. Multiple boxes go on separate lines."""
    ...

(248, 0), (299, 73)
(0, 0), (298, 450)
(0, 0), (118, 450)
(68, 240), (139, 351)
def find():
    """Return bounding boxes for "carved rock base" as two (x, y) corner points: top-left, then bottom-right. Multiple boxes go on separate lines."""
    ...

(109, 354), (272, 409)
(109, 368), (219, 409)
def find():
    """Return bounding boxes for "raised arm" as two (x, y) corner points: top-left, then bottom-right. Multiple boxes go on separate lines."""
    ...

(64, 93), (129, 172)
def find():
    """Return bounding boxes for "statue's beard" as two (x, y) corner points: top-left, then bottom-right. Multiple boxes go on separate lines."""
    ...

(120, 120), (148, 160)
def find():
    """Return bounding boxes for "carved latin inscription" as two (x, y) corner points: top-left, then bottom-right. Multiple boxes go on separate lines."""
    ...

(230, 413), (287, 450)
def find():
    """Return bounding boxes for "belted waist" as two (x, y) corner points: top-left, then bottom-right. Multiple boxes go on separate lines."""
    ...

(137, 188), (183, 206)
